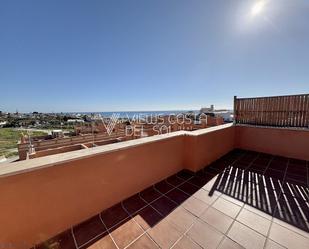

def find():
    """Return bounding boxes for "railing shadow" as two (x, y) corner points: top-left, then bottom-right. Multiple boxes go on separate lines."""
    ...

(209, 151), (309, 232)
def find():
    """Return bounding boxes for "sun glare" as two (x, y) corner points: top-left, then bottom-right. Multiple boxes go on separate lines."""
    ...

(251, 1), (266, 16)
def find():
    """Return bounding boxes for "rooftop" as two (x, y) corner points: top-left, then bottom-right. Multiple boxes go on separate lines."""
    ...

(1, 94), (309, 249)
(34, 149), (309, 249)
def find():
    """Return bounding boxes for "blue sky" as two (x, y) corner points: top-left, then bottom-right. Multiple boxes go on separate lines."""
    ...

(0, 0), (308, 112)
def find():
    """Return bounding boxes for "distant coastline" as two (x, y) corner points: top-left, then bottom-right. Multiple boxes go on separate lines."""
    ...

(67, 110), (200, 118)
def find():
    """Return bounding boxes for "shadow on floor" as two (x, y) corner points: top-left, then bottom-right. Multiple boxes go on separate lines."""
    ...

(210, 149), (309, 232)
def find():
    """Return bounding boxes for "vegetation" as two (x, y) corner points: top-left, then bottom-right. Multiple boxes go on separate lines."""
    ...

(0, 128), (47, 158)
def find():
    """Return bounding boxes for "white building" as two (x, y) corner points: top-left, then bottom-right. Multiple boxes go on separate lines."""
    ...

(214, 111), (233, 122)
(67, 119), (85, 124)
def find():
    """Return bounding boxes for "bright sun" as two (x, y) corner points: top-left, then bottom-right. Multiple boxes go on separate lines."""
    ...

(251, 0), (266, 16)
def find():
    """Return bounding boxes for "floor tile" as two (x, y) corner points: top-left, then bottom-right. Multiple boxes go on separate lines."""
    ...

(181, 196), (209, 217)
(285, 175), (308, 186)
(196, 171), (217, 182)
(166, 207), (196, 233)
(195, 168), (206, 177)
(193, 188), (218, 205)
(233, 161), (250, 170)
(200, 207), (233, 233)
(177, 169), (194, 180)
(166, 188), (190, 204)
(248, 164), (268, 173)
(133, 205), (163, 230)
(187, 219), (223, 249)
(147, 219), (183, 249)
(205, 166), (224, 175)
(122, 194), (147, 215)
(172, 235), (202, 249)
(154, 180), (174, 194)
(269, 222), (309, 249)
(85, 234), (117, 249)
(251, 157), (269, 166)
(264, 239), (286, 249)
(151, 196), (177, 216)
(272, 197), (309, 232)
(289, 159), (307, 167)
(36, 230), (76, 249)
(202, 176), (218, 191)
(221, 194), (245, 207)
(166, 175), (185, 187)
(110, 218), (144, 249)
(243, 204), (272, 220)
(72, 215), (106, 247)
(101, 203), (129, 229)
(272, 218), (309, 239)
(236, 208), (271, 236)
(227, 221), (266, 249)
(188, 176), (209, 188)
(127, 234), (159, 249)
(212, 197), (242, 218)
(286, 166), (307, 176)
(217, 237), (244, 249)
(178, 182), (200, 195)
(268, 162), (287, 172)
(140, 187), (162, 203)
(264, 169), (285, 180)
(281, 183), (309, 201)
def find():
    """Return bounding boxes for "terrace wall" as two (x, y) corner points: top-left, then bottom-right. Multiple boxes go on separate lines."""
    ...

(29, 144), (85, 159)
(235, 125), (309, 161)
(0, 124), (234, 248)
(2, 124), (309, 248)
(18, 132), (125, 160)
(184, 125), (235, 172)
(0, 134), (185, 248)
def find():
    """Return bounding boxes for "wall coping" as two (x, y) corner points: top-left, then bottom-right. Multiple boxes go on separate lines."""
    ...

(0, 123), (234, 178)
(235, 124), (309, 132)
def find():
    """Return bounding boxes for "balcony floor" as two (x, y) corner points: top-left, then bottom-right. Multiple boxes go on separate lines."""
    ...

(35, 150), (309, 249)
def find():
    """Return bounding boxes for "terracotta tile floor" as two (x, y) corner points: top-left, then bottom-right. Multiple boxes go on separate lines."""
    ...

(33, 150), (309, 249)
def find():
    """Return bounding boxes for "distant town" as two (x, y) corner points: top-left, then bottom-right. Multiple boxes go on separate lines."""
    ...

(0, 106), (233, 163)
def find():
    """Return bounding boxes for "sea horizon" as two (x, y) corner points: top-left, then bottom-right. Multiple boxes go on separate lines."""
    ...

(70, 110), (200, 118)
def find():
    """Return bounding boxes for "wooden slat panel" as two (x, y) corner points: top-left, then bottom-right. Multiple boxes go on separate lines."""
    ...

(300, 95), (305, 126)
(279, 96), (282, 126)
(289, 95), (293, 127)
(270, 97), (274, 126)
(234, 94), (309, 128)
(285, 95), (289, 127)
(298, 95), (302, 126)
(305, 95), (309, 127)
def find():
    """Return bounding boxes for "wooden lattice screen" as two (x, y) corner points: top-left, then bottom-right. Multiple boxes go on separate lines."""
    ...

(234, 94), (309, 128)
